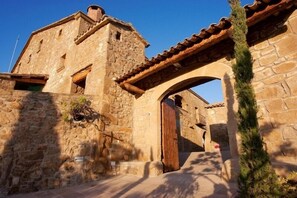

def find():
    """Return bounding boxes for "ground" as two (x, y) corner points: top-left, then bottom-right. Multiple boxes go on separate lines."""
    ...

(9, 151), (237, 198)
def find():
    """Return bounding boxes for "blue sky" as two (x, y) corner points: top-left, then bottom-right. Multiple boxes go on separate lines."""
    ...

(0, 0), (254, 103)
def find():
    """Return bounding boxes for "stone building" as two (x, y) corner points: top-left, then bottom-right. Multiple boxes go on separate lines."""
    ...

(1, 0), (297, 194)
(168, 89), (208, 152)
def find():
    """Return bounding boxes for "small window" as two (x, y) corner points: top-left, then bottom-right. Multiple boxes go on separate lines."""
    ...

(174, 95), (182, 108)
(71, 65), (92, 94)
(37, 39), (43, 53)
(14, 82), (44, 92)
(72, 78), (86, 94)
(57, 54), (66, 72)
(59, 29), (63, 36)
(27, 54), (32, 63)
(115, 31), (121, 40)
(15, 62), (21, 73)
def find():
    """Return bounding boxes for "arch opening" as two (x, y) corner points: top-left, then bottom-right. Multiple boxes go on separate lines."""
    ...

(159, 76), (231, 172)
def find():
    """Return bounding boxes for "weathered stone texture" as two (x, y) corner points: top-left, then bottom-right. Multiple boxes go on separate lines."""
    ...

(251, 9), (297, 167)
(206, 105), (229, 151)
(101, 24), (146, 136)
(0, 90), (137, 195)
(169, 90), (208, 152)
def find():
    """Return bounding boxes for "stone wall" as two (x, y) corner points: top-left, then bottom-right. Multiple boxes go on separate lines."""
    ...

(206, 104), (229, 151)
(101, 23), (146, 137)
(249, 9), (297, 171)
(0, 90), (137, 195)
(169, 90), (208, 152)
(0, 80), (15, 90)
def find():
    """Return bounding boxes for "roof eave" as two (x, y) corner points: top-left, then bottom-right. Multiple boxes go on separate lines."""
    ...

(116, 0), (297, 85)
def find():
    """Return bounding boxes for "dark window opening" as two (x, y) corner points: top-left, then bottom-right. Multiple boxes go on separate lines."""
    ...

(174, 95), (182, 108)
(37, 39), (43, 53)
(14, 82), (44, 92)
(57, 53), (66, 72)
(59, 29), (63, 36)
(72, 78), (86, 94)
(115, 31), (121, 40)
(28, 54), (32, 63)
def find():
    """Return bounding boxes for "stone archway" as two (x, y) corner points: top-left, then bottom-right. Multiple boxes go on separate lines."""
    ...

(132, 62), (239, 168)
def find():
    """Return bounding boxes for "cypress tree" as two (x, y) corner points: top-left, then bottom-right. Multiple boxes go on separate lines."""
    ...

(228, 0), (282, 197)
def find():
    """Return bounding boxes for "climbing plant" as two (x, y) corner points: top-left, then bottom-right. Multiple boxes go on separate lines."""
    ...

(228, 0), (282, 197)
(62, 96), (98, 122)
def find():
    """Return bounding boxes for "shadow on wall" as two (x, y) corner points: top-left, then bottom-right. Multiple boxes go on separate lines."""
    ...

(260, 121), (297, 176)
(222, 72), (297, 182)
(0, 92), (60, 195)
(0, 91), (144, 196)
(224, 73), (239, 158)
(209, 123), (230, 151)
(175, 105), (204, 153)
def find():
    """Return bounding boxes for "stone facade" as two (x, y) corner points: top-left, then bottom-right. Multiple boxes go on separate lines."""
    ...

(206, 103), (229, 151)
(0, 90), (140, 195)
(130, 8), (297, 175)
(249, 9), (297, 173)
(0, 6), (150, 195)
(10, 7), (147, 141)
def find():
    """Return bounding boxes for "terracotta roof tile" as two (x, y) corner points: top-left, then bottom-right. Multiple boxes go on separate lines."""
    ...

(115, 0), (296, 84)
(205, 102), (225, 109)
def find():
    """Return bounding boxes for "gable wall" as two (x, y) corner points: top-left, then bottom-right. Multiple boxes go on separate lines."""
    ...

(14, 20), (79, 93)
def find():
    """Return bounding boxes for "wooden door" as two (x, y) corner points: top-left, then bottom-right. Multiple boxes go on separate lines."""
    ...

(161, 99), (180, 172)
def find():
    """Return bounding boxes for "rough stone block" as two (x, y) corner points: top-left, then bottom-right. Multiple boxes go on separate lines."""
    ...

(284, 96), (297, 110)
(263, 74), (285, 85)
(273, 61), (296, 74)
(259, 53), (279, 66)
(264, 98), (284, 113)
(254, 68), (274, 82)
(282, 125), (297, 140)
(289, 13), (297, 34)
(262, 128), (283, 142)
(275, 35), (297, 57)
(286, 74), (297, 96)
(270, 110), (297, 124)
(255, 85), (286, 100)
(253, 40), (270, 50)
(260, 45), (275, 56)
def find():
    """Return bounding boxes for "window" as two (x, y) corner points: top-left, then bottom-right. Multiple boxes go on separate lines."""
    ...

(59, 29), (63, 36)
(115, 31), (121, 40)
(72, 78), (86, 94)
(16, 62), (21, 73)
(37, 39), (43, 53)
(14, 82), (44, 92)
(27, 54), (32, 63)
(71, 65), (92, 94)
(57, 54), (66, 72)
(174, 95), (182, 108)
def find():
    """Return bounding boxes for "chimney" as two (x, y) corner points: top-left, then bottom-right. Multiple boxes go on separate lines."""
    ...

(87, 5), (105, 22)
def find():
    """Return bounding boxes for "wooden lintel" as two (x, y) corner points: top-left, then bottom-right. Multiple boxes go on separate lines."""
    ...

(72, 66), (92, 83)
(121, 83), (145, 95)
(14, 78), (47, 85)
(72, 70), (89, 83)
